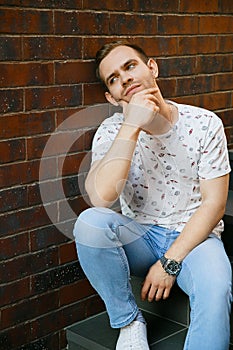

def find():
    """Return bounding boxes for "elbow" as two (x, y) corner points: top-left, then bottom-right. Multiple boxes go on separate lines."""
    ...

(85, 180), (114, 208)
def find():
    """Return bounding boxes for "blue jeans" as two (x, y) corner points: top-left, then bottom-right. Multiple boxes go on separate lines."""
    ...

(73, 207), (232, 350)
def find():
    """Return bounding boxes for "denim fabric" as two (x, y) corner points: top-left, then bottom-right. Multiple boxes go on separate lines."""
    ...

(74, 207), (232, 350)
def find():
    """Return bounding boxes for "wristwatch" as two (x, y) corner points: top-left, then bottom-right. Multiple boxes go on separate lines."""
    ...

(160, 255), (182, 276)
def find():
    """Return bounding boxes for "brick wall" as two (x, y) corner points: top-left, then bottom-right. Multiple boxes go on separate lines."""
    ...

(0, 1), (233, 349)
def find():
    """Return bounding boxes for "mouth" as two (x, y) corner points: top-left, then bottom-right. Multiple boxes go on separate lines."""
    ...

(124, 84), (141, 97)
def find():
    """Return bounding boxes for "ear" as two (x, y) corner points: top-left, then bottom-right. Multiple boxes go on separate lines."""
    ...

(147, 58), (159, 78)
(105, 91), (119, 106)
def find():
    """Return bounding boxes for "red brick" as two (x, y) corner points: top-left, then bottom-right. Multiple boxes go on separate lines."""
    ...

(157, 56), (196, 77)
(83, 0), (130, 11)
(55, 61), (96, 84)
(23, 36), (82, 60)
(54, 11), (109, 35)
(130, 0), (179, 12)
(179, 36), (217, 55)
(198, 92), (232, 111)
(199, 15), (233, 34)
(60, 279), (95, 306)
(0, 186), (27, 213)
(0, 276), (30, 307)
(58, 151), (90, 176)
(0, 204), (57, 237)
(0, 139), (25, 163)
(83, 83), (106, 105)
(176, 75), (214, 96)
(0, 111), (55, 139)
(217, 35), (233, 53)
(0, 233), (29, 261)
(109, 13), (158, 35)
(0, 321), (31, 349)
(0, 89), (23, 114)
(25, 85), (82, 111)
(59, 241), (78, 264)
(196, 55), (232, 74)
(157, 78), (177, 99)
(0, 62), (54, 88)
(215, 73), (233, 91)
(219, 110), (233, 127)
(59, 196), (90, 221)
(30, 224), (68, 251)
(179, 0), (218, 13)
(0, 8), (53, 34)
(3, 0), (82, 8)
(158, 15), (198, 34)
(1, 291), (59, 330)
(219, 0), (233, 13)
(0, 247), (59, 282)
(0, 36), (22, 61)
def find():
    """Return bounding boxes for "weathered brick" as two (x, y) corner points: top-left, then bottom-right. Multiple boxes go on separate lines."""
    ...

(23, 36), (82, 60)
(129, 0), (179, 12)
(0, 321), (31, 350)
(199, 15), (233, 34)
(83, 83), (106, 105)
(0, 36), (22, 61)
(219, 0), (233, 13)
(0, 8), (53, 34)
(1, 291), (59, 330)
(30, 224), (69, 251)
(158, 15), (199, 34)
(0, 186), (27, 213)
(31, 261), (85, 294)
(0, 203), (56, 237)
(83, 0), (130, 11)
(59, 241), (78, 264)
(0, 139), (25, 163)
(0, 276), (30, 307)
(157, 56), (196, 77)
(0, 233), (29, 261)
(109, 13), (158, 35)
(0, 0), (82, 8)
(217, 35), (233, 53)
(176, 75), (214, 96)
(0, 247), (58, 283)
(54, 11), (109, 35)
(215, 72), (233, 91)
(55, 61), (96, 84)
(198, 92), (232, 112)
(60, 279), (95, 306)
(25, 85), (82, 111)
(0, 62), (54, 88)
(179, 36), (217, 54)
(179, 0), (218, 13)
(0, 89), (23, 114)
(196, 55), (232, 74)
(0, 111), (55, 139)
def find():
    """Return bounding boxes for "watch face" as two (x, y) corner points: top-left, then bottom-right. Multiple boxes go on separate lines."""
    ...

(166, 261), (181, 275)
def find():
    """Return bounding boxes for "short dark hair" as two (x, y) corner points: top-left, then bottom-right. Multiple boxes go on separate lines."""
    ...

(95, 40), (149, 84)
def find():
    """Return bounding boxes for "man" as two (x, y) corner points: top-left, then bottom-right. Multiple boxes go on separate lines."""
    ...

(73, 41), (232, 349)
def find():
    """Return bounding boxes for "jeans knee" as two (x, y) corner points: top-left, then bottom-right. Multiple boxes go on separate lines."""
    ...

(73, 207), (118, 248)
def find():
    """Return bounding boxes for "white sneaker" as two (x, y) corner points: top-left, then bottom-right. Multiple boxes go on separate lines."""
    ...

(115, 320), (150, 349)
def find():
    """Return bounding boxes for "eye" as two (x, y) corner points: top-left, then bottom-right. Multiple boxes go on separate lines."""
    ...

(126, 62), (136, 70)
(109, 75), (118, 85)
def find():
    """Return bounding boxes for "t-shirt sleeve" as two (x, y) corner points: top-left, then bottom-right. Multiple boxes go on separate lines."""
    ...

(198, 115), (231, 179)
(91, 116), (121, 164)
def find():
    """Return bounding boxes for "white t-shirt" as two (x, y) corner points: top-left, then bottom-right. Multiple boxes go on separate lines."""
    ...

(91, 102), (231, 236)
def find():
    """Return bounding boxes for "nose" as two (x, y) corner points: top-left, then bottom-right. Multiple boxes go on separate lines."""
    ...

(120, 71), (133, 86)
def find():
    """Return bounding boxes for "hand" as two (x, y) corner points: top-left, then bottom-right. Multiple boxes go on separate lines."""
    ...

(141, 261), (176, 302)
(120, 88), (160, 130)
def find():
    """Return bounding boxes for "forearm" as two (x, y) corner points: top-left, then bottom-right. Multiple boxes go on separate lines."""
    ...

(166, 200), (226, 262)
(85, 123), (140, 207)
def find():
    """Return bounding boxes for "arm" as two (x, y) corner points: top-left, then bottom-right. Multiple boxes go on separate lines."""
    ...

(85, 88), (160, 207)
(141, 173), (229, 302)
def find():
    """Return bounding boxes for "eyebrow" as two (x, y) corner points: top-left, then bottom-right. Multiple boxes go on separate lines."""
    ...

(105, 59), (137, 85)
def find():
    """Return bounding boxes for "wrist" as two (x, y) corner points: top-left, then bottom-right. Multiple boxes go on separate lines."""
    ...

(160, 255), (182, 276)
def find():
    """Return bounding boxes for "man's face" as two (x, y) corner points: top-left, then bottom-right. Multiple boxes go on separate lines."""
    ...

(99, 45), (158, 105)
